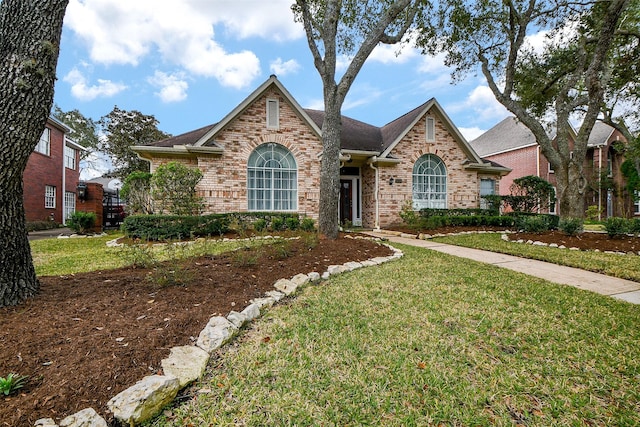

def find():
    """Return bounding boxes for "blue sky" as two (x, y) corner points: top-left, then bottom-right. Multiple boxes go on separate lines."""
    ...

(54, 0), (512, 156)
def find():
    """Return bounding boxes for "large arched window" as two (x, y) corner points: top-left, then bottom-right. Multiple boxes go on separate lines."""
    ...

(247, 143), (297, 211)
(412, 154), (447, 209)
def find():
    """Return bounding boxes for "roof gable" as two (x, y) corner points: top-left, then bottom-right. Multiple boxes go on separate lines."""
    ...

(469, 116), (538, 157)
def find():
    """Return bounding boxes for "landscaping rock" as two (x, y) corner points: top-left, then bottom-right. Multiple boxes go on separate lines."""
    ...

(274, 278), (297, 295)
(59, 408), (107, 427)
(108, 375), (180, 426)
(35, 419), (58, 427)
(321, 271), (330, 280)
(307, 272), (321, 282)
(265, 290), (286, 301)
(160, 346), (210, 388)
(290, 273), (310, 287)
(251, 296), (277, 308)
(196, 316), (238, 353)
(227, 311), (247, 328)
(241, 303), (260, 322)
(344, 261), (363, 271)
(327, 265), (348, 275)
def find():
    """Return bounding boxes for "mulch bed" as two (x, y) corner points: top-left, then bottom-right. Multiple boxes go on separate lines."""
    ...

(0, 233), (393, 427)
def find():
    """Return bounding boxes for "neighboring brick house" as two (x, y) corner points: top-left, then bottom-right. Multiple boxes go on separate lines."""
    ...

(23, 117), (85, 224)
(133, 75), (509, 229)
(470, 116), (633, 217)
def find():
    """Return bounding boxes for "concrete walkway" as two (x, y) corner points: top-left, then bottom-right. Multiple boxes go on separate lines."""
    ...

(367, 231), (640, 305)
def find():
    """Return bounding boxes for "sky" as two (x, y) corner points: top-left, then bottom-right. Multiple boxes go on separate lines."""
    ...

(54, 0), (516, 178)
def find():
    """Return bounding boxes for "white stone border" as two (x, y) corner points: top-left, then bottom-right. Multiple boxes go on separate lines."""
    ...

(502, 233), (640, 256)
(35, 236), (402, 427)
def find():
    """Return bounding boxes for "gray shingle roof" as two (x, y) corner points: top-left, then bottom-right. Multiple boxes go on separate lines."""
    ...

(469, 116), (538, 157)
(587, 121), (615, 147)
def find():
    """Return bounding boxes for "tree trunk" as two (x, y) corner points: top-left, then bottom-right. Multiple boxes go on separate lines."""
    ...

(318, 93), (342, 239)
(556, 162), (588, 218)
(0, 0), (69, 307)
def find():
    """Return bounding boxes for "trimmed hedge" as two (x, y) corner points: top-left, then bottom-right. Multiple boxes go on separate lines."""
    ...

(419, 208), (496, 218)
(122, 212), (315, 241)
(414, 215), (515, 230)
(122, 214), (230, 240)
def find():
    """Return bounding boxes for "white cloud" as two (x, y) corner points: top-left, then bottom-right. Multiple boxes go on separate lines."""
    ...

(270, 58), (301, 76)
(148, 71), (189, 103)
(369, 42), (418, 64)
(458, 127), (486, 141)
(449, 85), (509, 124)
(63, 68), (127, 101)
(65, 0), (269, 89)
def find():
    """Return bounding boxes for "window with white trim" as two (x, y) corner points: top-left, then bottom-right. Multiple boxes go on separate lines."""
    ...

(479, 179), (495, 209)
(412, 154), (447, 209)
(64, 191), (76, 220)
(266, 98), (279, 130)
(426, 117), (435, 142)
(549, 187), (557, 214)
(35, 128), (51, 155)
(634, 191), (640, 215)
(45, 185), (56, 208)
(247, 143), (297, 211)
(64, 145), (77, 170)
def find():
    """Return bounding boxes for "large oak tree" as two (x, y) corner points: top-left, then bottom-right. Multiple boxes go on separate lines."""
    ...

(293, 0), (426, 238)
(0, 0), (69, 307)
(420, 0), (632, 218)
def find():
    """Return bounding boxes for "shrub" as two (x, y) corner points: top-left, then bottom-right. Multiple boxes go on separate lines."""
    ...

(122, 214), (229, 241)
(585, 205), (602, 221)
(151, 161), (204, 215)
(285, 216), (300, 231)
(604, 217), (630, 238)
(399, 201), (420, 229)
(559, 217), (584, 236)
(253, 219), (267, 232)
(629, 218), (640, 236)
(516, 215), (551, 233)
(0, 373), (28, 396)
(271, 217), (285, 231)
(300, 217), (315, 232)
(66, 211), (97, 234)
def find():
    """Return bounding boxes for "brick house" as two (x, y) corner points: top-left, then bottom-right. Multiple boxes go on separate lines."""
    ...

(133, 75), (509, 228)
(23, 117), (85, 224)
(470, 116), (633, 217)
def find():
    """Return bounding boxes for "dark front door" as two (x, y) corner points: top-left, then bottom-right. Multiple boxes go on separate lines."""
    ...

(339, 179), (353, 224)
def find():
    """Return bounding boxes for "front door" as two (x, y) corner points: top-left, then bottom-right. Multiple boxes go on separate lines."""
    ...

(340, 179), (353, 225)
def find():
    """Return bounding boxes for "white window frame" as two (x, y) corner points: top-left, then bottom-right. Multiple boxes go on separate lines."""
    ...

(266, 98), (279, 130)
(247, 143), (297, 211)
(426, 117), (435, 142)
(549, 187), (557, 214)
(36, 128), (51, 155)
(634, 191), (640, 216)
(479, 178), (495, 209)
(64, 191), (76, 220)
(64, 145), (77, 170)
(45, 185), (56, 209)
(412, 154), (447, 210)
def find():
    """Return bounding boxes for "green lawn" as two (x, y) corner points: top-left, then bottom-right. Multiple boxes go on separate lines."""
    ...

(430, 233), (640, 282)
(147, 244), (640, 426)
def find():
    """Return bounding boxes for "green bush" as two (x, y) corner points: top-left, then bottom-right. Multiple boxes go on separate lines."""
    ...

(300, 217), (315, 232)
(0, 373), (28, 396)
(122, 214), (230, 241)
(285, 216), (300, 231)
(629, 218), (640, 236)
(585, 205), (602, 221)
(253, 219), (267, 232)
(271, 217), (285, 231)
(67, 211), (97, 234)
(27, 220), (60, 232)
(604, 217), (630, 238)
(559, 217), (584, 236)
(515, 215), (551, 233)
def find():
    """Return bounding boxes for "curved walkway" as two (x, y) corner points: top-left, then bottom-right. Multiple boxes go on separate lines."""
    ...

(366, 231), (640, 305)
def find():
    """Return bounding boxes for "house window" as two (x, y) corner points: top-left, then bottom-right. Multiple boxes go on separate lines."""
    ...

(45, 185), (56, 209)
(64, 191), (76, 220)
(247, 143), (297, 211)
(549, 187), (557, 214)
(548, 160), (554, 173)
(426, 117), (435, 142)
(266, 98), (279, 130)
(412, 154), (447, 210)
(479, 179), (495, 209)
(64, 145), (77, 170)
(634, 191), (640, 216)
(35, 128), (51, 155)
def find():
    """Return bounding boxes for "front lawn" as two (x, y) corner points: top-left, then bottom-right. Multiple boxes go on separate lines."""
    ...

(431, 233), (640, 282)
(150, 244), (640, 426)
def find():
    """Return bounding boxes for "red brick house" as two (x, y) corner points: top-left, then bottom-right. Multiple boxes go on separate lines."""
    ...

(133, 76), (509, 228)
(470, 116), (633, 217)
(23, 117), (85, 225)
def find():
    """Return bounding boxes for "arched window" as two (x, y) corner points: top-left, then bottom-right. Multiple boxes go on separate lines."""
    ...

(247, 143), (297, 211)
(412, 154), (447, 209)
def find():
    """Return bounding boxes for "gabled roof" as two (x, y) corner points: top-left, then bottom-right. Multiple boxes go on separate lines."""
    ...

(469, 116), (538, 157)
(587, 121), (616, 147)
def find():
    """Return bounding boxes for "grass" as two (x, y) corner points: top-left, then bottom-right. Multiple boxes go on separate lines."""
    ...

(148, 244), (640, 426)
(30, 233), (272, 276)
(429, 233), (640, 282)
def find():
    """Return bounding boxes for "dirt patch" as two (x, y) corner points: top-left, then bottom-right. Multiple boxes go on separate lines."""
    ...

(0, 234), (393, 426)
